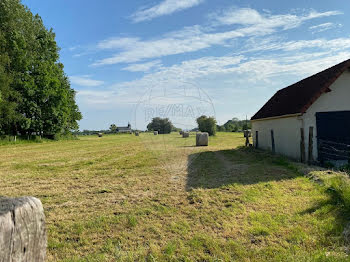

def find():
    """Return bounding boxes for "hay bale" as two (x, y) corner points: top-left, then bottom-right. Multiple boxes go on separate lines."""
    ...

(182, 132), (189, 138)
(135, 132), (139, 136)
(179, 131), (183, 135)
(196, 132), (209, 146)
(0, 197), (47, 262)
(154, 131), (158, 135)
(97, 133), (103, 137)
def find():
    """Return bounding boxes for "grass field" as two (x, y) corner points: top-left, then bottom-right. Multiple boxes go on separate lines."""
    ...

(0, 132), (349, 261)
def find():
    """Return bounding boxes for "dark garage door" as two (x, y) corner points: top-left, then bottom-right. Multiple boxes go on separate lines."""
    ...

(316, 111), (350, 162)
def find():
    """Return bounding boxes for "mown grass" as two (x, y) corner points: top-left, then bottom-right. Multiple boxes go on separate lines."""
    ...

(0, 132), (349, 261)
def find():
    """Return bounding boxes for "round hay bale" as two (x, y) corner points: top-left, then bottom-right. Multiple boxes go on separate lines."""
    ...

(182, 132), (189, 138)
(154, 131), (158, 135)
(97, 133), (103, 137)
(196, 132), (209, 146)
(135, 132), (139, 136)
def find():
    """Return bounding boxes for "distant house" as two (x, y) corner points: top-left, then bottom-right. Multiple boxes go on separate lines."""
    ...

(117, 123), (132, 134)
(251, 59), (350, 164)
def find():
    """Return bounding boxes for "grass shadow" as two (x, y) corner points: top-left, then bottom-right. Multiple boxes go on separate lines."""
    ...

(186, 147), (301, 190)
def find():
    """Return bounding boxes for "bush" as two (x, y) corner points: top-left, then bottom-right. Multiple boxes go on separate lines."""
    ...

(196, 116), (217, 136)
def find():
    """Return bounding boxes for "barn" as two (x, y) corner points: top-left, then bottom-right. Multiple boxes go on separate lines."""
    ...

(251, 59), (350, 165)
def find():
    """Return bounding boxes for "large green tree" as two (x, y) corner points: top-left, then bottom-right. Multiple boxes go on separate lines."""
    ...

(0, 0), (82, 138)
(196, 115), (217, 136)
(147, 117), (174, 134)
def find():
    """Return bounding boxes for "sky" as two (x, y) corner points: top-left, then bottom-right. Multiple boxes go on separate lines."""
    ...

(22, 0), (350, 130)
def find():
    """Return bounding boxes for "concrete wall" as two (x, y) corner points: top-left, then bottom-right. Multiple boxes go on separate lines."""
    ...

(252, 116), (302, 160)
(302, 70), (350, 161)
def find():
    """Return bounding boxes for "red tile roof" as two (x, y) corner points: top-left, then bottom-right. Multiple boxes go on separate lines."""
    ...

(251, 59), (350, 120)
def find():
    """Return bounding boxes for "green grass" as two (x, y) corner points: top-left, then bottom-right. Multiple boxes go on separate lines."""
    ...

(0, 132), (349, 261)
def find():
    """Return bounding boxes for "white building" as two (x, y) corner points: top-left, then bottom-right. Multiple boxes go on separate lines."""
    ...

(251, 59), (350, 164)
(117, 123), (132, 134)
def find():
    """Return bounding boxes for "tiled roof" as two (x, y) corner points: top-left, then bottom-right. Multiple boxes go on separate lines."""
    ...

(251, 59), (350, 120)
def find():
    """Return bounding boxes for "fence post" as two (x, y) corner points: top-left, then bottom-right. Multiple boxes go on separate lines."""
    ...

(0, 197), (47, 262)
(308, 126), (314, 165)
(271, 130), (275, 154)
(300, 128), (306, 163)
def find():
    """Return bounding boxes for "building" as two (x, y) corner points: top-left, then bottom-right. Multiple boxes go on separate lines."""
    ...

(117, 123), (132, 134)
(251, 59), (350, 164)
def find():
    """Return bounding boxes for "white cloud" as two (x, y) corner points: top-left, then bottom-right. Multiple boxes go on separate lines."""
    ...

(77, 90), (115, 105)
(69, 75), (105, 87)
(211, 8), (342, 29)
(78, 45), (350, 126)
(131, 0), (204, 23)
(309, 22), (342, 33)
(122, 60), (163, 72)
(241, 37), (350, 53)
(97, 37), (140, 49)
(93, 9), (342, 66)
(113, 50), (350, 94)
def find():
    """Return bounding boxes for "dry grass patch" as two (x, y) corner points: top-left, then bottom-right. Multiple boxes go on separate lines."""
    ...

(0, 132), (348, 261)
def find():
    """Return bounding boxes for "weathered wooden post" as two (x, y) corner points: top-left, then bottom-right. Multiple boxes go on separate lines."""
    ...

(300, 128), (306, 163)
(196, 132), (209, 146)
(244, 130), (251, 147)
(271, 130), (275, 154)
(308, 126), (314, 165)
(0, 197), (47, 262)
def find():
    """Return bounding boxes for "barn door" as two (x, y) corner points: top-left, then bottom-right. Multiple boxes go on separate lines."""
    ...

(316, 111), (350, 163)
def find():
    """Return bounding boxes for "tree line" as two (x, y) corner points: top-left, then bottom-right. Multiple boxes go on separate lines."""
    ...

(146, 116), (250, 136)
(217, 118), (251, 132)
(0, 0), (81, 140)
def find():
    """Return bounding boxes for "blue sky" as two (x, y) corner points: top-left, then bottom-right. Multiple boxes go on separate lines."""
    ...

(22, 0), (350, 130)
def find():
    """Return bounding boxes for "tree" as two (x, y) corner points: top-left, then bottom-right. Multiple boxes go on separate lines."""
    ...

(0, 0), (82, 138)
(218, 117), (251, 132)
(147, 117), (174, 134)
(196, 115), (217, 136)
(109, 124), (117, 133)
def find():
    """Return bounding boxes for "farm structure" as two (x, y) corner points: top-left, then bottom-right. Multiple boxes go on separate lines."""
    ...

(251, 59), (350, 164)
(118, 123), (132, 134)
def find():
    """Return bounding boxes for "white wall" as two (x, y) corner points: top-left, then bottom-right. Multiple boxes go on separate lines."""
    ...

(302, 70), (350, 161)
(252, 116), (302, 160)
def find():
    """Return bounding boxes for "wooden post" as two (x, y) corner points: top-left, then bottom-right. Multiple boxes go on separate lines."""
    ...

(255, 131), (259, 149)
(300, 128), (305, 163)
(0, 197), (47, 262)
(271, 130), (275, 154)
(308, 126), (314, 164)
